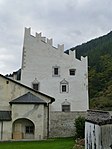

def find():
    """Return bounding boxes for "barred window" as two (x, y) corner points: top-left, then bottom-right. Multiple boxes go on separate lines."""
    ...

(25, 126), (34, 134)
(62, 99), (70, 112)
(60, 79), (69, 93)
(62, 85), (67, 92)
(62, 105), (70, 112)
(32, 78), (39, 91)
(69, 69), (76, 76)
(52, 66), (60, 77)
(32, 83), (39, 90)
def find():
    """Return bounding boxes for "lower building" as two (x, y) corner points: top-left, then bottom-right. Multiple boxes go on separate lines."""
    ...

(0, 74), (54, 140)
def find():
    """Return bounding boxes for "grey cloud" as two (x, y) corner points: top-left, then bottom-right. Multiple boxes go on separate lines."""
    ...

(0, 0), (112, 74)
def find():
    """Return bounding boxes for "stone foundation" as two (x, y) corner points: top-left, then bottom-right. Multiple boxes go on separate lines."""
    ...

(49, 111), (86, 138)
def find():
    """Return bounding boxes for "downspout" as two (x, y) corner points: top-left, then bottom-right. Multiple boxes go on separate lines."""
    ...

(0, 121), (3, 140)
(47, 103), (50, 139)
(47, 97), (55, 139)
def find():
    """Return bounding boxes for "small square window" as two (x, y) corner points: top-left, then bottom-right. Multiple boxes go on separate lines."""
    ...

(32, 83), (39, 90)
(62, 105), (70, 112)
(69, 69), (76, 75)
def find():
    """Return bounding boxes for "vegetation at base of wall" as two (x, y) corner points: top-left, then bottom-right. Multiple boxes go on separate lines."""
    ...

(70, 31), (112, 110)
(74, 116), (85, 139)
(0, 138), (75, 149)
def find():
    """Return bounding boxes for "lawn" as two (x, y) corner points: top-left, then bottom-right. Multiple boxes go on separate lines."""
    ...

(0, 138), (75, 149)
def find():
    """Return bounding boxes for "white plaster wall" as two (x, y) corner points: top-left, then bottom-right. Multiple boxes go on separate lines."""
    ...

(21, 28), (89, 111)
(12, 104), (46, 140)
(0, 121), (12, 140)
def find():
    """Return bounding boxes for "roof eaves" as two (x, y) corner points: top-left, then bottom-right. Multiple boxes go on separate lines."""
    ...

(0, 74), (55, 103)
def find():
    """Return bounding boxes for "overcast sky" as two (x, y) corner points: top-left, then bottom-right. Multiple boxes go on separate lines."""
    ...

(0, 0), (112, 75)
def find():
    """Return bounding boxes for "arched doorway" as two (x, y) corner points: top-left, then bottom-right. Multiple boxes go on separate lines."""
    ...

(12, 118), (35, 140)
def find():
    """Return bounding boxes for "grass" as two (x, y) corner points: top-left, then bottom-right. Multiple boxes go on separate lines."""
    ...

(0, 138), (75, 149)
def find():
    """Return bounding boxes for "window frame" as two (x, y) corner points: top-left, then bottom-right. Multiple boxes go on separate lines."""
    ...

(32, 83), (39, 91)
(32, 78), (39, 91)
(62, 105), (70, 112)
(69, 69), (76, 76)
(60, 79), (69, 93)
(62, 85), (67, 92)
(25, 126), (34, 134)
(52, 66), (60, 77)
(61, 99), (71, 112)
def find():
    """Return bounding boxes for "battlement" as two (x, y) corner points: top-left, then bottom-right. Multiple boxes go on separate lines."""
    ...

(25, 27), (64, 51)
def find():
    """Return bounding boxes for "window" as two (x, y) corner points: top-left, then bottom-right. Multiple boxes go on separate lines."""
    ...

(60, 79), (69, 93)
(69, 69), (76, 76)
(62, 99), (70, 112)
(32, 83), (39, 90)
(32, 78), (39, 91)
(25, 126), (34, 134)
(62, 105), (70, 112)
(54, 67), (58, 75)
(52, 66), (60, 77)
(62, 85), (66, 92)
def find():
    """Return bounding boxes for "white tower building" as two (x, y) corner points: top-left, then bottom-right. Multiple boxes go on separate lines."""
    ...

(21, 27), (89, 112)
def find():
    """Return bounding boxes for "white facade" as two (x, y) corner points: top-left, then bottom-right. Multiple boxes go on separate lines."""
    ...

(21, 27), (89, 111)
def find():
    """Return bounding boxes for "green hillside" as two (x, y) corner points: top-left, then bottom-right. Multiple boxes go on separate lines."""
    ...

(70, 31), (112, 110)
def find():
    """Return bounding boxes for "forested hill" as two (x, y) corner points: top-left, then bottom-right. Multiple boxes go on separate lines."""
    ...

(70, 31), (112, 110)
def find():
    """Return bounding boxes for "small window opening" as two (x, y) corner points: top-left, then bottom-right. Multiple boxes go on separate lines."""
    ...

(62, 105), (70, 112)
(32, 78), (39, 91)
(6, 81), (9, 84)
(62, 85), (66, 92)
(60, 79), (69, 93)
(69, 69), (76, 75)
(62, 99), (70, 112)
(52, 66), (60, 77)
(32, 83), (39, 90)
(25, 126), (34, 134)
(54, 68), (58, 75)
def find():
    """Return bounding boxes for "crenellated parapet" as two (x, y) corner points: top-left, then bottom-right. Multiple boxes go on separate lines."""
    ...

(24, 27), (65, 51)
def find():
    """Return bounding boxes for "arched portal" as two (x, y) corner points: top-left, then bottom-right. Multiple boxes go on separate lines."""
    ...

(12, 118), (35, 140)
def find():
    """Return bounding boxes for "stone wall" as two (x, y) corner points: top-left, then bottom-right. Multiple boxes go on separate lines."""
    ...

(49, 111), (86, 138)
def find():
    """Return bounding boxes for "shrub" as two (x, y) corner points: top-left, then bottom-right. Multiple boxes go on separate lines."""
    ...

(74, 116), (85, 139)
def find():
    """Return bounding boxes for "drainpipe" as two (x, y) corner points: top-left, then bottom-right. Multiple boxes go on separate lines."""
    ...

(47, 103), (50, 139)
(0, 121), (3, 140)
(46, 98), (55, 139)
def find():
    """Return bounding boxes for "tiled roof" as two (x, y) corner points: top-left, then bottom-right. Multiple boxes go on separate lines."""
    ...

(86, 110), (112, 125)
(0, 111), (11, 121)
(9, 92), (47, 104)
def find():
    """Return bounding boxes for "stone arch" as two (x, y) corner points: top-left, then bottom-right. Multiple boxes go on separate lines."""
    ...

(12, 118), (35, 140)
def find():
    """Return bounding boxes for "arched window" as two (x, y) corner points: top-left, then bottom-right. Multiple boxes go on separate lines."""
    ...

(60, 79), (69, 93)
(62, 99), (70, 112)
